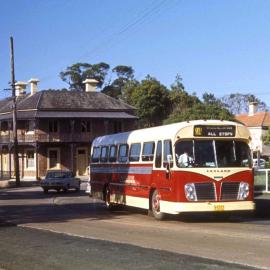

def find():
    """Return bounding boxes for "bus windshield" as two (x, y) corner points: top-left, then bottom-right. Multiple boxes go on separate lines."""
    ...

(175, 140), (251, 168)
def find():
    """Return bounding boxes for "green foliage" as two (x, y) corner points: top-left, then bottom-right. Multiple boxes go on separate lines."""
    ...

(164, 102), (233, 124)
(262, 127), (270, 145)
(112, 65), (134, 79)
(125, 76), (170, 127)
(221, 93), (267, 114)
(102, 85), (122, 99)
(164, 78), (233, 124)
(59, 63), (255, 127)
(60, 62), (110, 91)
(122, 79), (139, 104)
(102, 65), (135, 98)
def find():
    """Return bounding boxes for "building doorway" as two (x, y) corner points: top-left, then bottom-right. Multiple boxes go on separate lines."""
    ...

(2, 149), (9, 174)
(76, 148), (88, 176)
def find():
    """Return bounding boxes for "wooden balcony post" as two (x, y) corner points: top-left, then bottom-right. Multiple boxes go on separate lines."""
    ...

(70, 119), (75, 142)
(35, 144), (39, 180)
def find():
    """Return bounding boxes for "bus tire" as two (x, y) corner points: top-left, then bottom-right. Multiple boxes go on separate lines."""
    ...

(151, 190), (165, 220)
(104, 185), (115, 210)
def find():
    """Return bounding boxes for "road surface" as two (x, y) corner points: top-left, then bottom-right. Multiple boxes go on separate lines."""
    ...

(0, 185), (270, 269)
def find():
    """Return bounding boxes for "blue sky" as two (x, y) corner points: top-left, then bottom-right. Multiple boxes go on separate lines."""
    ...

(1, 0), (270, 106)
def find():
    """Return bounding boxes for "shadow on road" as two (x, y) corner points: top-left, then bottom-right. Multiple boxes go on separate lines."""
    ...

(1, 187), (270, 227)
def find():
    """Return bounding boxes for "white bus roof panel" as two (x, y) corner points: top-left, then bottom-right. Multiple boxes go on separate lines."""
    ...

(92, 120), (249, 147)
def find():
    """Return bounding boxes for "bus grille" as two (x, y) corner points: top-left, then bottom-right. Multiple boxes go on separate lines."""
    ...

(194, 183), (216, 201)
(220, 182), (240, 201)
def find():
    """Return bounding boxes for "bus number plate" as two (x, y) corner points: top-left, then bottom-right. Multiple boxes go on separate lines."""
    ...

(214, 205), (224, 211)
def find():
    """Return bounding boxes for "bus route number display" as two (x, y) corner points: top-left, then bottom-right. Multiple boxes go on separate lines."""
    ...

(193, 125), (236, 137)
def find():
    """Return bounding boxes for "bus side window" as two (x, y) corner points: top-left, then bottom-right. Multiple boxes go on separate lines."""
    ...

(129, 143), (141, 162)
(118, 144), (129, 163)
(142, 142), (155, 161)
(155, 141), (162, 168)
(92, 146), (101, 163)
(109, 145), (117, 162)
(163, 140), (173, 167)
(100, 146), (108, 163)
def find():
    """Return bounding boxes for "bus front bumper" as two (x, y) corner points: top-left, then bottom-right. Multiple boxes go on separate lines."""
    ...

(160, 200), (255, 215)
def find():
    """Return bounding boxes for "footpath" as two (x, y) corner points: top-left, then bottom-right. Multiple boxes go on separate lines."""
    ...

(0, 176), (89, 189)
(254, 193), (270, 217)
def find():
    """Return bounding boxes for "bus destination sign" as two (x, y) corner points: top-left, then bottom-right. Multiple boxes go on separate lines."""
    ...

(193, 125), (236, 137)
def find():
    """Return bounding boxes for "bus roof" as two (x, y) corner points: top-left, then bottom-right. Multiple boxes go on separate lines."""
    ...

(92, 120), (250, 147)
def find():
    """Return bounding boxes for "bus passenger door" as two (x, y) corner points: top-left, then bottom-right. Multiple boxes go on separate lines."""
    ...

(152, 140), (174, 202)
(152, 140), (163, 185)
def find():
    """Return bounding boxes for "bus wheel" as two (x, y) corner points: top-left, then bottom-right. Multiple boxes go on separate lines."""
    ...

(151, 190), (165, 220)
(104, 186), (114, 209)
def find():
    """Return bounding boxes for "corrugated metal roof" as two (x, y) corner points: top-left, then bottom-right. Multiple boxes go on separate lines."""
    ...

(0, 90), (136, 113)
(0, 90), (137, 120)
(36, 111), (137, 119)
(0, 110), (137, 120)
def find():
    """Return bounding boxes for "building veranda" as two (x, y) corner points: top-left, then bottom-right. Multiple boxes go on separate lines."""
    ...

(0, 79), (137, 180)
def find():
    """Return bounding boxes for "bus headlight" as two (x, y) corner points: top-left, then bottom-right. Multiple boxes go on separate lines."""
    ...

(238, 182), (249, 200)
(185, 183), (197, 201)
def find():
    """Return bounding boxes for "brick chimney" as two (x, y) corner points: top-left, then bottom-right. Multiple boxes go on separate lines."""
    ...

(28, 78), (40, 95)
(83, 79), (98, 92)
(248, 102), (258, 116)
(15, 81), (27, 96)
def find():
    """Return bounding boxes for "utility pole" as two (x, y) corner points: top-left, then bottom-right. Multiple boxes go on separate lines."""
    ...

(10, 36), (20, 187)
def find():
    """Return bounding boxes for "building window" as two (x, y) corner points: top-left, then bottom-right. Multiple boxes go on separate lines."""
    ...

(81, 120), (91, 132)
(25, 150), (35, 169)
(48, 149), (60, 169)
(1, 121), (8, 134)
(113, 121), (122, 133)
(25, 120), (35, 133)
(49, 120), (58, 133)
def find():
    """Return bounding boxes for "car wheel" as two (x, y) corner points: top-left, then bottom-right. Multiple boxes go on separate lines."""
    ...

(75, 187), (80, 192)
(63, 184), (69, 193)
(151, 190), (165, 220)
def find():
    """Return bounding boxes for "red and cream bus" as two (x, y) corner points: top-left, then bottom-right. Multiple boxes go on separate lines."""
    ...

(89, 120), (254, 219)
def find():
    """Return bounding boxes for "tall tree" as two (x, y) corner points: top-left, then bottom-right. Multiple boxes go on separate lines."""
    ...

(221, 93), (267, 114)
(127, 75), (170, 127)
(60, 62), (110, 91)
(102, 65), (135, 98)
(262, 127), (270, 145)
(165, 86), (233, 124)
(164, 75), (200, 124)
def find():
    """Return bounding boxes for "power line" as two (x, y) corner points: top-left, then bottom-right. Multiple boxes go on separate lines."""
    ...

(78, 0), (174, 60)
(37, 0), (178, 85)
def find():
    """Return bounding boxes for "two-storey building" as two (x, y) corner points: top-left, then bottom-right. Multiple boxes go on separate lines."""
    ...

(0, 79), (137, 179)
(235, 102), (270, 158)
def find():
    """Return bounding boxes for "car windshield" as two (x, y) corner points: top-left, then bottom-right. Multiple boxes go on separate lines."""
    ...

(175, 140), (251, 168)
(46, 171), (73, 179)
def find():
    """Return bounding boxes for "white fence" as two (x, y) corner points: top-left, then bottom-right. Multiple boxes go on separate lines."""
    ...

(254, 169), (270, 193)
